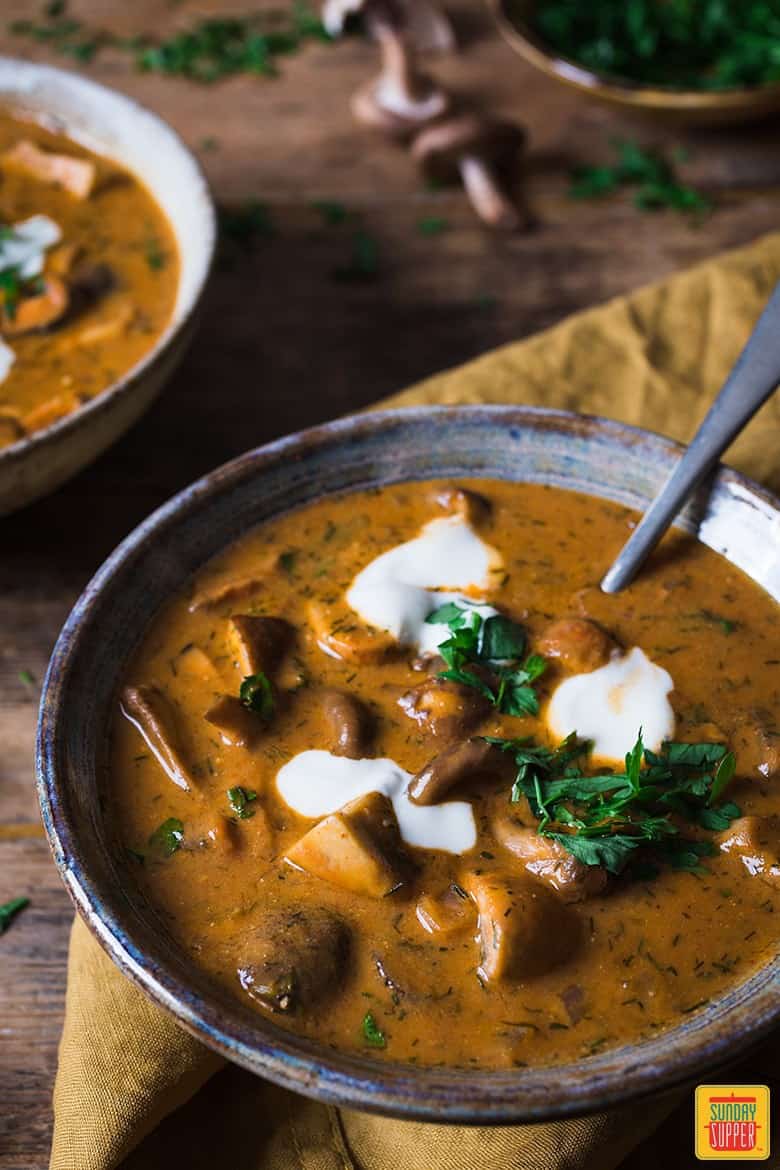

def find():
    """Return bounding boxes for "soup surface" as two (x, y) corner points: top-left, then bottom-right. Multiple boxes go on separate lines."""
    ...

(111, 480), (780, 1069)
(0, 110), (178, 449)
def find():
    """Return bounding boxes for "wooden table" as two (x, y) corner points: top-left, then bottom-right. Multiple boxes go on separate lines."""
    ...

(1, 3), (779, 1166)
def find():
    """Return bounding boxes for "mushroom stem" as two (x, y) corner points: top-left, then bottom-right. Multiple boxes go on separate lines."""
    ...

(372, 20), (447, 120)
(458, 155), (521, 231)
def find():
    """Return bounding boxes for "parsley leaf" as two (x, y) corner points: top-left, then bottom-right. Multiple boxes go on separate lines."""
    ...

(227, 785), (258, 819)
(361, 1010), (386, 1048)
(148, 817), (184, 858)
(239, 672), (274, 719)
(570, 139), (711, 218)
(0, 896), (29, 934)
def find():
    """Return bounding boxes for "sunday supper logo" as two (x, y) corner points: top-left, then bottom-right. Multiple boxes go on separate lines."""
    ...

(695, 1085), (770, 1160)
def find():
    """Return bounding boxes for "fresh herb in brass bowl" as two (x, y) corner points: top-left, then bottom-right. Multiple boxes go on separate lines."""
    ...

(491, 0), (780, 126)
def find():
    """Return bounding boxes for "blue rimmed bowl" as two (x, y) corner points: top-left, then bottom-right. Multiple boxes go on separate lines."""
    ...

(37, 406), (780, 1123)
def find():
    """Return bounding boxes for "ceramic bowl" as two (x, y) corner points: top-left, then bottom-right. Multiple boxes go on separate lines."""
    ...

(0, 56), (215, 516)
(37, 406), (780, 1123)
(491, 0), (780, 127)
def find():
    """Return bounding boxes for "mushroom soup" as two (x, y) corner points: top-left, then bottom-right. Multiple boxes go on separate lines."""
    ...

(0, 110), (178, 448)
(111, 479), (780, 1069)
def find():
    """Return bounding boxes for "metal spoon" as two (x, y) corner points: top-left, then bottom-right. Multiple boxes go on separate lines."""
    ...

(601, 281), (780, 594)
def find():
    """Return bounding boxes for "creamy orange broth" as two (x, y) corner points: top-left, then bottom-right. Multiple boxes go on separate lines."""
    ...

(0, 110), (178, 447)
(111, 481), (780, 1069)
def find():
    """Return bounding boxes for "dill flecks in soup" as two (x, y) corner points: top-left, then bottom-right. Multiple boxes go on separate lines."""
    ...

(0, 111), (178, 448)
(111, 480), (780, 1069)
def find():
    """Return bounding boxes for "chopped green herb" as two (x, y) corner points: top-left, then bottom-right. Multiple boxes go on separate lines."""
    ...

(279, 550), (297, 574)
(426, 601), (546, 717)
(361, 1010), (386, 1048)
(227, 785), (258, 819)
(312, 200), (351, 225)
(0, 896), (29, 934)
(218, 200), (275, 247)
(148, 817), (184, 858)
(332, 230), (380, 282)
(417, 216), (449, 237)
(569, 139), (711, 218)
(239, 672), (275, 720)
(487, 730), (739, 877)
(145, 238), (167, 271)
(18, 669), (35, 687)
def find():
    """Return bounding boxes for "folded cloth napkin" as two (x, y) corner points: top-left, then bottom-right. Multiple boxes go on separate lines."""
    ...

(50, 232), (780, 1170)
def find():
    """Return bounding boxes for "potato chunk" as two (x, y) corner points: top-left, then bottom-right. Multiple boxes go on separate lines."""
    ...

(285, 792), (408, 898)
(121, 685), (196, 792)
(237, 908), (351, 1014)
(1, 139), (96, 199)
(538, 618), (616, 673)
(493, 814), (608, 903)
(464, 871), (578, 982)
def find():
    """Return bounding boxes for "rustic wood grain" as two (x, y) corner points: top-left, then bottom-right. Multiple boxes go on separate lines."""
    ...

(0, 1), (778, 1166)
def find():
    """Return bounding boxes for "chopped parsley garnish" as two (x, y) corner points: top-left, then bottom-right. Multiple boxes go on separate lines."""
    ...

(488, 730), (739, 876)
(145, 238), (167, 271)
(227, 785), (258, 819)
(18, 669), (35, 687)
(426, 601), (546, 717)
(533, 0), (780, 91)
(218, 200), (275, 249)
(332, 231), (380, 282)
(148, 817), (184, 858)
(361, 1010), (386, 1048)
(239, 672), (275, 720)
(417, 216), (449, 237)
(10, 2), (331, 80)
(312, 200), (352, 226)
(570, 139), (711, 218)
(0, 896), (29, 934)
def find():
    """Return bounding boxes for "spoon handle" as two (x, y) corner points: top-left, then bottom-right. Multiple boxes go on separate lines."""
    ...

(601, 281), (780, 594)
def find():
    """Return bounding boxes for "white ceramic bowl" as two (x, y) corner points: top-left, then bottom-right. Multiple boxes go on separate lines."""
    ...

(0, 57), (216, 515)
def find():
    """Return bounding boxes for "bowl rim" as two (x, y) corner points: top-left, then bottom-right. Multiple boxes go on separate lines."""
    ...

(0, 54), (216, 468)
(37, 405), (780, 1124)
(490, 0), (780, 110)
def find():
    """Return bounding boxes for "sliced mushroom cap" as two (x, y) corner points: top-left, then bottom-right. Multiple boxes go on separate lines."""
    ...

(188, 574), (267, 613)
(398, 676), (489, 739)
(237, 907), (351, 1013)
(204, 694), (265, 748)
(321, 688), (374, 757)
(285, 791), (409, 898)
(121, 685), (196, 792)
(411, 115), (527, 231)
(464, 871), (579, 982)
(408, 737), (504, 805)
(416, 884), (474, 935)
(732, 711), (780, 779)
(493, 814), (608, 903)
(717, 815), (780, 879)
(434, 485), (491, 526)
(228, 614), (293, 677)
(537, 618), (617, 674)
(308, 599), (397, 664)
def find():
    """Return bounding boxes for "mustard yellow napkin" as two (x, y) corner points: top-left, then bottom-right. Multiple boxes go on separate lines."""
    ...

(51, 232), (780, 1170)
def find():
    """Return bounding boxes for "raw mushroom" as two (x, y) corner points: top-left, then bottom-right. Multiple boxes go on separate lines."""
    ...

(322, 0), (455, 54)
(412, 114), (527, 231)
(351, 20), (450, 138)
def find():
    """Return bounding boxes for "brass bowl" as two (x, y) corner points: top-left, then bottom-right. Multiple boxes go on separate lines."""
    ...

(491, 0), (780, 127)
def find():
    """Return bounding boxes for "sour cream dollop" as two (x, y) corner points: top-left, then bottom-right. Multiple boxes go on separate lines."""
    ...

(276, 750), (477, 854)
(345, 515), (502, 653)
(546, 646), (675, 762)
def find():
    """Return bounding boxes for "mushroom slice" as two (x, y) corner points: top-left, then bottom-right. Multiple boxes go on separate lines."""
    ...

(228, 614), (293, 677)
(0, 410), (24, 447)
(286, 791), (409, 898)
(307, 599), (397, 664)
(537, 618), (617, 674)
(67, 300), (136, 348)
(184, 813), (241, 854)
(46, 241), (81, 278)
(408, 737), (502, 805)
(398, 677), (489, 739)
(412, 115), (527, 231)
(121, 685), (196, 792)
(321, 688), (374, 758)
(434, 485), (491, 526)
(237, 907), (351, 1014)
(464, 871), (579, 983)
(733, 711), (780, 779)
(493, 814), (608, 903)
(717, 816), (780, 879)
(2, 274), (69, 336)
(416, 884), (474, 935)
(23, 391), (77, 433)
(1, 139), (96, 199)
(204, 694), (263, 748)
(188, 575), (267, 614)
